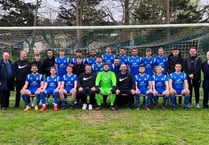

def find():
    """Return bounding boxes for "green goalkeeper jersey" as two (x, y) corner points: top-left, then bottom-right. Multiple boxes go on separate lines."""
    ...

(96, 71), (116, 88)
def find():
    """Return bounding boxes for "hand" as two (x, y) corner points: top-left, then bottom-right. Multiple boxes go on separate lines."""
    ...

(116, 89), (120, 95)
(78, 87), (83, 91)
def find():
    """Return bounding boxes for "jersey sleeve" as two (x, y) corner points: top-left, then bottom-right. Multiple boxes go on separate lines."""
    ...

(95, 72), (102, 86)
(111, 72), (117, 86)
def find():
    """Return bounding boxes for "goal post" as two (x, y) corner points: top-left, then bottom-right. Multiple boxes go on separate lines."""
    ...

(0, 23), (209, 60)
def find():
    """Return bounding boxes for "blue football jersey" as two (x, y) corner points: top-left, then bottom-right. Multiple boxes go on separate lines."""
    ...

(55, 57), (70, 77)
(152, 74), (168, 93)
(109, 64), (121, 75)
(92, 63), (104, 74)
(128, 56), (142, 77)
(142, 57), (156, 75)
(134, 73), (151, 94)
(86, 56), (96, 65)
(102, 53), (115, 64)
(155, 56), (168, 74)
(71, 57), (86, 65)
(118, 55), (129, 65)
(26, 73), (44, 90)
(46, 75), (61, 89)
(170, 72), (187, 90)
(62, 74), (78, 89)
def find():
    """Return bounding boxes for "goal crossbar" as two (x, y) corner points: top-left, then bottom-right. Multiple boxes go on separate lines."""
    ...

(0, 23), (209, 30)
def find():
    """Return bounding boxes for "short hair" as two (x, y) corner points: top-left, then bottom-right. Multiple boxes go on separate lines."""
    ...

(76, 49), (82, 53)
(104, 63), (109, 66)
(50, 66), (56, 70)
(31, 64), (38, 68)
(67, 64), (73, 68)
(145, 48), (152, 52)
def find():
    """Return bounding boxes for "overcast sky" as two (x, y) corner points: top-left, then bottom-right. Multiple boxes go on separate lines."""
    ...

(25, 0), (209, 21)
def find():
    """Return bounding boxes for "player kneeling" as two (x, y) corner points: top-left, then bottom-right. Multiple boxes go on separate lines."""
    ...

(59, 65), (77, 109)
(40, 66), (61, 111)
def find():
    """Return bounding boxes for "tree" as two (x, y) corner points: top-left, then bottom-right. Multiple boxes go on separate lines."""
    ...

(0, 0), (36, 26)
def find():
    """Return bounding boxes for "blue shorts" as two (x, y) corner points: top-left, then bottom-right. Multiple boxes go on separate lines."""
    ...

(175, 89), (183, 95)
(64, 87), (73, 94)
(156, 89), (164, 95)
(140, 89), (148, 95)
(45, 88), (57, 95)
(28, 88), (38, 95)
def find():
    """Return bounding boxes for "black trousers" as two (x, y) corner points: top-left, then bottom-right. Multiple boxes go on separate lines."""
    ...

(203, 80), (209, 107)
(0, 90), (10, 108)
(188, 78), (201, 104)
(15, 81), (25, 107)
(115, 90), (134, 107)
(77, 88), (96, 105)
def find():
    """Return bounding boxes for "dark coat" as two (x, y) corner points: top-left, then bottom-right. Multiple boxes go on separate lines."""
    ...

(166, 52), (184, 74)
(42, 56), (55, 77)
(184, 56), (202, 80)
(0, 59), (14, 91)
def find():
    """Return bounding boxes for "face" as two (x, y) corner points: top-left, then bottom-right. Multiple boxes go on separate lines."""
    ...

(20, 50), (27, 60)
(90, 50), (96, 57)
(50, 68), (56, 76)
(96, 57), (102, 63)
(31, 66), (38, 73)
(34, 55), (41, 61)
(85, 65), (92, 73)
(120, 49), (126, 56)
(172, 49), (179, 57)
(103, 64), (109, 72)
(59, 50), (65, 57)
(105, 47), (112, 54)
(139, 66), (145, 74)
(120, 64), (127, 73)
(146, 50), (152, 57)
(207, 52), (209, 60)
(114, 59), (120, 66)
(175, 64), (182, 72)
(66, 66), (73, 74)
(189, 48), (197, 57)
(76, 52), (82, 57)
(47, 50), (53, 58)
(156, 66), (162, 74)
(158, 48), (164, 56)
(3, 52), (10, 61)
(131, 49), (138, 56)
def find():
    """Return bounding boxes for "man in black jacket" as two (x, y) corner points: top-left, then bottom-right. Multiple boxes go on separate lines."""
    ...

(13, 50), (31, 108)
(42, 49), (55, 77)
(202, 51), (209, 108)
(72, 57), (85, 78)
(184, 47), (202, 108)
(0, 52), (14, 110)
(77, 64), (97, 110)
(115, 64), (135, 110)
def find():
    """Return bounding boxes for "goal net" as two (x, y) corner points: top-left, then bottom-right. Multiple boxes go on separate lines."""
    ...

(0, 24), (209, 60)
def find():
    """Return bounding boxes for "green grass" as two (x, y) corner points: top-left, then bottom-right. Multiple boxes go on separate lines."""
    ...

(0, 94), (209, 145)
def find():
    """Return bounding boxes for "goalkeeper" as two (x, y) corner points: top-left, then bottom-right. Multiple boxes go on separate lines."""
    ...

(95, 63), (117, 110)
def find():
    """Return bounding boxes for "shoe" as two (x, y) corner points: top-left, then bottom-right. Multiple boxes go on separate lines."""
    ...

(31, 99), (35, 107)
(184, 107), (189, 111)
(88, 104), (93, 110)
(162, 105), (165, 110)
(188, 103), (192, 108)
(136, 106), (140, 110)
(1, 107), (7, 110)
(145, 107), (150, 111)
(196, 104), (200, 108)
(172, 106), (176, 111)
(128, 107), (133, 111)
(34, 105), (39, 110)
(110, 106), (116, 111)
(24, 106), (31, 111)
(60, 106), (66, 110)
(95, 106), (101, 111)
(40, 106), (46, 111)
(53, 106), (58, 111)
(82, 103), (87, 110)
